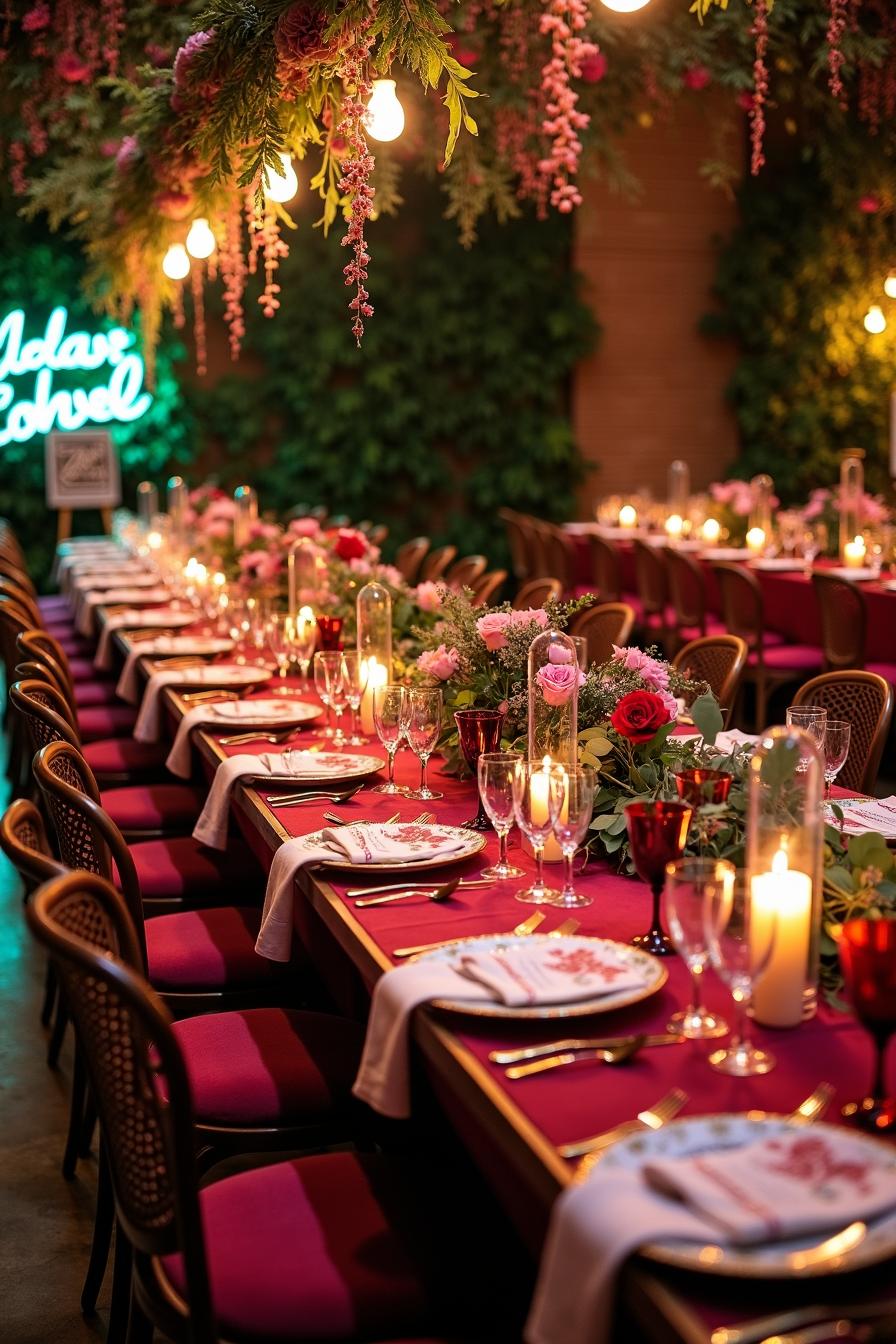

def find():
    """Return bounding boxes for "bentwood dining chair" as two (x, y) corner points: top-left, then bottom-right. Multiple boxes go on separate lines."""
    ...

(513, 577), (563, 610)
(665, 548), (724, 648)
(570, 602), (636, 666)
(445, 554), (488, 590)
(26, 869), (524, 1344)
(585, 532), (624, 601)
(419, 544), (457, 583)
(471, 568), (508, 607)
(672, 635), (748, 729)
(793, 671), (894, 794)
(533, 520), (574, 592)
(811, 572), (867, 670)
(394, 535), (431, 583)
(498, 507), (531, 584)
(631, 539), (671, 646)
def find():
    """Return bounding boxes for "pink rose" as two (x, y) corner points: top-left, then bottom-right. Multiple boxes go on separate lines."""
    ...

(536, 663), (585, 707)
(580, 51), (607, 83)
(288, 517), (321, 538)
(415, 581), (443, 613)
(22, 4), (51, 32)
(509, 608), (549, 630)
(684, 65), (711, 91)
(55, 51), (91, 83)
(611, 645), (670, 691)
(548, 643), (574, 664)
(418, 644), (460, 680)
(376, 564), (404, 587)
(476, 612), (512, 650)
(239, 549), (282, 584)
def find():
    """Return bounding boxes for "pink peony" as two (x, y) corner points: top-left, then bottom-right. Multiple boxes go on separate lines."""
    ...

(22, 4), (51, 32)
(239, 549), (282, 584)
(684, 65), (711, 91)
(476, 611), (512, 651)
(579, 51), (608, 83)
(173, 29), (214, 91)
(275, 2), (341, 88)
(418, 644), (460, 680)
(536, 662), (585, 707)
(55, 51), (91, 83)
(509, 607), (550, 630)
(658, 689), (680, 722)
(611, 645), (670, 691)
(376, 563), (404, 588)
(415, 581), (443, 613)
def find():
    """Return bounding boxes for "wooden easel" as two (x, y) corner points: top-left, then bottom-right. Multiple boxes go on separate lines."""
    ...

(55, 507), (114, 544)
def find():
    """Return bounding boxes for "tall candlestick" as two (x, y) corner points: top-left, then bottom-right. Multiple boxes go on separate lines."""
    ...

(751, 847), (813, 1028)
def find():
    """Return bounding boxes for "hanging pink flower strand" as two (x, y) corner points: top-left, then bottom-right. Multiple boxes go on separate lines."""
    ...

(826, 0), (850, 102)
(748, 0), (770, 176)
(336, 19), (377, 345)
(537, 0), (599, 213)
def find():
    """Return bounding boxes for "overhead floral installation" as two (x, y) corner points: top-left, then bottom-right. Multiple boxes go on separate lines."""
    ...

(3, 0), (895, 363)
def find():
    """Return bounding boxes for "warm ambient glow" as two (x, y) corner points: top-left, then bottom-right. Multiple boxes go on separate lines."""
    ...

(618, 504), (637, 528)
(843, 534), (867, 567)
(599, 0), (653, 11)
(162, 243), (190, 280)
(185, 217), (216, 259)
(746, 526), (766, 554)
(263, 152), (299, 204)
(701, 517), (721, 544)
(864, 304), (887, 334)
(751, 844), (812, 1029)
(664, 513), (684, 539)
(365, 79), (405, 142)
(885, 272), (896, 299)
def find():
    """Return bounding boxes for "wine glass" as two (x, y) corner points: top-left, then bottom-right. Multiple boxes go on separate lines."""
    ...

(316, 614), (344, 652)
(822, 719), (851, 803)
(320, 651), (348, 747)
(664, 857), (732, 1039)
(227, 597), (250, 666)
(624, 800), (693, 956)
(511, 759), (564, 905)
(340, 652), (369, 746)
(454, 709), (505, 829)
(549, 765), (596, 909)
(292, 618), (317, 680)
(801, 522), (827, 577)
(266, 612), (292, 680)
(704, 872), (777, 1076)
(404, 687), (444, 801)
(477, 752), (525, 881)
(674, 769), (732, 807)
(370, 684), (407, 795)
(838, 918), (896, 1132)
(786, 705), (827, 765)
(312, 651), (336, 739)
(246, 596), (270, 668)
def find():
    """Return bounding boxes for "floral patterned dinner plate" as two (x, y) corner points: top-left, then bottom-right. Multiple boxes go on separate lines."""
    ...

(602, 1114), (896, 1278)
(419, 933), (665, 1019)
(320, 822), (485, 873)
(211, 698), (321, 726)
(174, 665), (271, 688)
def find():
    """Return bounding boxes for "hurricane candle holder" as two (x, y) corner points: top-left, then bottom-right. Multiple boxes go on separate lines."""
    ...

(356, 582), (393, 735)
(667, 459), (690, 520)
(136, 481), (158, 529)
(526, 629), (580, 862)
(233, 484), (258, 550)
(839, 451), (864, 564)
(166, 475), (187, 544)
(749, 474), (774, 540)
(745, 724), (824, 1029)
(287, 537), (321, 623)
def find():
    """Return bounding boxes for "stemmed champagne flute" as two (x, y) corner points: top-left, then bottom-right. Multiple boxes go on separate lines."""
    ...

(786, 705), (827, 769)
(341, 652), (369, 746)
(822, 720), (851, 802)
(838, 918), (896, 1131)
(549, 765), (596, 909)
(371, 684), (407, 795)
(664, 857), (731, 1038)
(292, 619), (317, 680)
(266, 612), (291, 679)
(404, 687), (444, 801)
(477, 752), (525, 881)
(512, 759), (564, 905)
(320, 651), (348, 747)
(624, 800), (693, 956)
(312, 651), (336, 738)
(704, 872), (777, 1076)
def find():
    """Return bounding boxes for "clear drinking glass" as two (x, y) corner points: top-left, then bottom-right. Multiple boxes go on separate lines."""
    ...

(293, 620), (318, 680)
(320, 651), (348, 747)
(404, 687), (444, 801)
(786, 705), (827, 770)
(371, 684), (407, 795)
(822, 719), (851, 802)
(511, 759), (564, 905)
(340, 652), (369, 746)
(312, 651), (336, 738)
(477, 752), (525, 881)
(704, 873), (777, 1076)
(266, 612), (291, 679)
(664, 857), (732, 1039)
(548, 765), (595, 908)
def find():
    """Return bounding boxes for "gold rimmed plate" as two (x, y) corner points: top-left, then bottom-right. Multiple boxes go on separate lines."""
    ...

(210, 698), (321, 729)
(317, 822), (486, 874)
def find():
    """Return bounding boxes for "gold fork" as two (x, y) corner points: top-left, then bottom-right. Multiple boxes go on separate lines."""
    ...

(392, 911), (546, 958)
(560, 1088), (688, 1163)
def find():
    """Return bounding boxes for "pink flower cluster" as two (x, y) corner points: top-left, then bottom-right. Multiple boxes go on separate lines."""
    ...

(802, 487), (891, 526)
(418, 644), (460, 680)
(748, 0), (770, 176)
(239, 548), (283, 584)
(536, 660), (585, 706)
(475, 607), (549, 651)
(336, 21), (376, 344)
(709, 478), (780, 517)
(611, 644), (678, 720)
(415, 581), (444, 613)
(537, 0), (598, 214)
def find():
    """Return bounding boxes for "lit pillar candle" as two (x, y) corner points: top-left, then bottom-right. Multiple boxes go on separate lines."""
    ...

(843, 535), (866, 568)
(701, 517), (721, 545)
(750, 847), (812, 1028)
(360, 656), (388, 734)
(746, 526), (766, 556)
(525, 755), (567, 864)
(618, 504), (637, 529)
(664, 513), (684, 541)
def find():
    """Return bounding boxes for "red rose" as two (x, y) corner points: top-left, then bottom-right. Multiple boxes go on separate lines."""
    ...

(610, 691), (670, 744)
(580, 51), (608, 84)
(684, 65), (711, 91)
(334, 528), (368, 561)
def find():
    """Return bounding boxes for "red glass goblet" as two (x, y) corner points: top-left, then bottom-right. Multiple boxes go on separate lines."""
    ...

(674, 769), (733, 807)
(624, 800), (693, 956)
(454, 709), (505, 829)
(316, 614), (344, 652)
(838, 918), (896, 1132)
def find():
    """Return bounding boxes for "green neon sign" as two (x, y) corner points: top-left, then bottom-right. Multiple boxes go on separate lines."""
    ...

(0, 306), (152, 447)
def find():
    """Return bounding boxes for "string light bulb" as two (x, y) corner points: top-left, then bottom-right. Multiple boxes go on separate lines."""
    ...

(864, 304), (887, 334)
(186, 217), (216, 259)
(599, 0), (653, 11)
(162, 243), (190, 280)
(263, 152), (299, 204)
(365, 79), (405, 142)
(885, 271), (896, 299)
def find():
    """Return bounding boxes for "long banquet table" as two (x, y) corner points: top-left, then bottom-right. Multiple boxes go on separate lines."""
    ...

(102, 610), (896, 1344)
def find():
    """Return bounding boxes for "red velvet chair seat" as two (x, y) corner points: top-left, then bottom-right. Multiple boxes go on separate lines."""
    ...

(124, 835), (261, 902)
(67, 656), (115, 683)
(158, 1153), (468, 1341)
(747, 644), (823, 672)
(100, 783), (205, 835)
(171, 1008), (364, 1125)
(82, 736), (170, 778)
(73, 681), (124, 709)
(145, 906), (278, 991)
(677, 618), (729, 644)
(38, 595), (72, 617)
(77, 703), (139, 741)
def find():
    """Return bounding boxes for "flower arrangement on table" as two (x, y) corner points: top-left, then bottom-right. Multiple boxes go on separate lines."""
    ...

(704, 478), (779, 546)
(820, 821), (896, 1004)
(800, 486), (892, 556)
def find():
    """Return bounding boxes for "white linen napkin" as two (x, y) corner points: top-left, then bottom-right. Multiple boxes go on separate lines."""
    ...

(166, 704), (226, 778)
(94, 608), (197, 670)
(526, 1129), (896, 1344)
(71, 569), (158, 593)
(832, 795), (896, 839)
(353, 940), (647, 1119)
(134, 665), (244, 743)
(165, 698), (304, 778)
(192, 752), (298, 848)
(76, 586), (170, 635)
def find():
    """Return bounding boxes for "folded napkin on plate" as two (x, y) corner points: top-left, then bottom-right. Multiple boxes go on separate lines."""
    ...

(134, 665), (239, 743)
(116, 640), (183, 703)
(94, 608), (196, 670)
(526, 1129), (896, 1344)
(833, 795), (896, 839)
(76, 586), (170, 635)
(257, 823), (471, 965)
(353, 939), (646, 1119)
(193, 752), (301, 848)
(166, 704), (230, 778)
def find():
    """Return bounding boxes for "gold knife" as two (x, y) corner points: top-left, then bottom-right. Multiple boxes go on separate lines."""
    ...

(505, 1035), (686, 1079)
(490, 1033), (684, 1065)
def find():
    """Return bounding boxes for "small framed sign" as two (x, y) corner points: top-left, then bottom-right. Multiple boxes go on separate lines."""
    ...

(45, 431), (121, 510)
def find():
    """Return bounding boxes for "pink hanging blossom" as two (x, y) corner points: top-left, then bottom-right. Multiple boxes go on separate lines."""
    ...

(748, 0), (770, 175)
(21, 4), (51, 32)
(190, 264), (208, 377)
(336, 19), (377, 343)
(537, 0), (598, 214)
(101, 0), (124, 76)
(55, 51), (91, 83)
(220, 196), (247, 360)
(826, 0), (850, 102)
(684, 65), (711, 91)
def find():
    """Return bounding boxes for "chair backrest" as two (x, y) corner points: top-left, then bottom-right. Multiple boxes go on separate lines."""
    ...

(533, 522), (573, 591)
(793, 671), (894, 794)
(368, 523), (389, 547)
(498, 508), (530, 583)
(25, 871), (214, 1338)
(672, 636), (748, 728)
(711, 563), (764, 649)
(471, 569), (508, 608)
(514, 515), (547, 579)
(631, 540), (669, 619)
(419, 544), (457, 583)
(0, 574), (42, 623)
(0, 798), (65, 890)
(17, 628), (77, 701)
(0, 597), (33, 680)
(9, 678), (80, 756)
(811, 573), (867, 671)
(666, 549), (708, 634)
(569, 603), (636, 666)
(512, 578), (563, 611)
(586, 534), (622, 601)
(394, 536), (430, 583)
(445, 555), (488, 590)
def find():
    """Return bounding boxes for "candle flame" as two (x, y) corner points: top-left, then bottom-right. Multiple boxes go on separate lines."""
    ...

(618, 504), (637, 527)
(541, 754), (552, 773)
(772, 846), (789, 875)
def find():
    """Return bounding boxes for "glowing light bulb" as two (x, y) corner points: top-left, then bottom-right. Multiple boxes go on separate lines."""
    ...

(885, 272), (896, 299)
(162, 243), (190, 280)
(263, 152), (299, 204)
(599, 0), (653, 11)
(864, 304), (887, 334)
(365, 79), (405, 142)
(186, 217), (215, 259)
